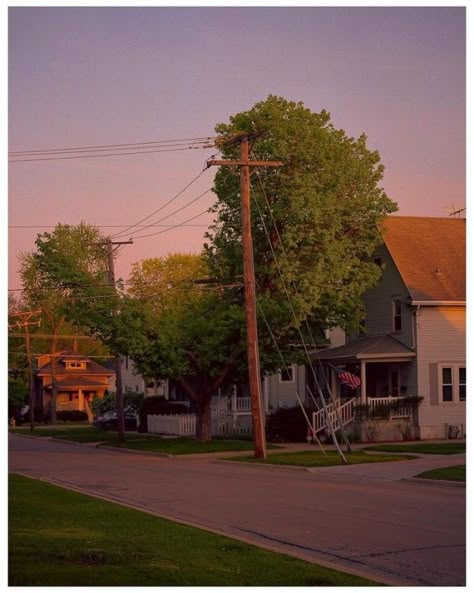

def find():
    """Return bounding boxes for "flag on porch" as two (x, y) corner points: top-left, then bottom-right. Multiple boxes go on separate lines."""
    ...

(333, 366), (361, 389)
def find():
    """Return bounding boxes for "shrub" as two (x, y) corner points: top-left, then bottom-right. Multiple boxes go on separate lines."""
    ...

(91, 391), (145, 417)
(138, 397), (190, 432)
(266, 406), (314, 442)
(56, 410), (88, 422)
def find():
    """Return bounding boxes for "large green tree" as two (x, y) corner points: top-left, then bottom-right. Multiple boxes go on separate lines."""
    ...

(126, 253), (246, 441)
(206, 96), (397, 354)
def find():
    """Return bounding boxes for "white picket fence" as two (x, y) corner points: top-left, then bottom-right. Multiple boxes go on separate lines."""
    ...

(147, 414), (196, 436)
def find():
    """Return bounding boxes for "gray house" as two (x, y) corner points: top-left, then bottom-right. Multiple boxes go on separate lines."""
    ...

(316, 216), (466, 440)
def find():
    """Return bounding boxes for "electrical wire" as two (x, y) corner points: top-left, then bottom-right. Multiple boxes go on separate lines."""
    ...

(9, 146), (207, 163)
(250, 184), (347, 462)
(252, 166), (352, 452)
(9, 136), (215, 155)
(110, 168), (209, 239)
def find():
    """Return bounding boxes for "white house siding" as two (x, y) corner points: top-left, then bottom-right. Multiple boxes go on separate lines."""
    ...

(266, 365), (306, 410)
(362, 245), (414, 348)
(416, 306), (466, 439)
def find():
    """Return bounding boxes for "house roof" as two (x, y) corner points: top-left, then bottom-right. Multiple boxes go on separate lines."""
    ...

(314, 335), (416, 364)
(381, 216), (465, 302)
(37, 357), (114, 377)
(43, 377), (108, 389)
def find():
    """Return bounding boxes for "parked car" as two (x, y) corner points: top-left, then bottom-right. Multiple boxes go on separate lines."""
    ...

(93, 409), (138, 431)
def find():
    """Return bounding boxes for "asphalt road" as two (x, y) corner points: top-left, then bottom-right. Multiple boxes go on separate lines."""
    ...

(9, 434), (466, 586)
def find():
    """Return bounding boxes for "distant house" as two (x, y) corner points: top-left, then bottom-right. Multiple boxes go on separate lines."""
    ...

(316, 216), (465, 440)
(36, 342), (115, 421)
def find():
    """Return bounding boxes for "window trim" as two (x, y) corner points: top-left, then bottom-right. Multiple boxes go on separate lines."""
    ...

(437, 363), (466, 404)
(279, 365), (295, 383)
(392, 298), (402, 333)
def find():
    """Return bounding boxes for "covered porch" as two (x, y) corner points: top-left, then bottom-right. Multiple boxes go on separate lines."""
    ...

(311, 335), (418, 429)
(42, 377), (108, 422)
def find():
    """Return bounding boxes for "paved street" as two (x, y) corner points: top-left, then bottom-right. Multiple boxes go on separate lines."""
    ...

(9, 434), (466, 586)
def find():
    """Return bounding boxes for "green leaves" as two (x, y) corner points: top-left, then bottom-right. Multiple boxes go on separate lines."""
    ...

(206, 95), (398, 368)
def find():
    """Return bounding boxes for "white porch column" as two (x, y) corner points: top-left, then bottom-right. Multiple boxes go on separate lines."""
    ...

(78, 389), (84, 411)
(361, 362), (367, 405)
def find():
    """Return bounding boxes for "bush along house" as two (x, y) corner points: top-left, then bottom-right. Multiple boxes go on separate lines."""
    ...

(312, 216), (465, 442)
(35, 341), (115, 422)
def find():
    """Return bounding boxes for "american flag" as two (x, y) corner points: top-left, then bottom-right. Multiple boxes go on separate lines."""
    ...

(334, 367), (361, 389)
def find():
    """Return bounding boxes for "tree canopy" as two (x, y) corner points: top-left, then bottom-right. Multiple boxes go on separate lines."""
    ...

(206, 95), (397, 348)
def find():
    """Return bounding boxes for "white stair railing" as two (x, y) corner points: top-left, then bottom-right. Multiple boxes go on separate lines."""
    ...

(312, 398), (355, 435)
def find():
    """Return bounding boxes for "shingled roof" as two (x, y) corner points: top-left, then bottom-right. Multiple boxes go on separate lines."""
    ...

(381, 216), (465, 302)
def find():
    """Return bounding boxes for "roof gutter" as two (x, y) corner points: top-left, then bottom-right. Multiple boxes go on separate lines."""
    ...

(410, 300), (466, 306)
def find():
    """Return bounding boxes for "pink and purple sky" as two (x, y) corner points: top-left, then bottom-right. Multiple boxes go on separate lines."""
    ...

(8, 6), (466, 289)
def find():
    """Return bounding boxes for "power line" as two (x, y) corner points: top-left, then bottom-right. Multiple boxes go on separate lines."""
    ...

(9, 145), (211, 163)
(111, 168), (209, 239)
(9, 224), (210, 229)
(9, 136), (216, 155)
(128, 189), (213, 239)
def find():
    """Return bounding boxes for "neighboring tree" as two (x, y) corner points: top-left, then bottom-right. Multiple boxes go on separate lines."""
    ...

(128, 253), (208, 314)
(18, 223), (124, 428)
(126, 253), (245, 441)
(206, 95), (398, 352)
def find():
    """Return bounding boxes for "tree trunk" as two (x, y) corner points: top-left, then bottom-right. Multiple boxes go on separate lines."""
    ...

(49, 336), (58, 424)
(115, 355), (126, 442)
(195, 394), (212, 442)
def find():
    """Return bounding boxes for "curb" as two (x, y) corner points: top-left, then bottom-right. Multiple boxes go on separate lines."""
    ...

(213, 459), (311, 472)
(401, 477), (465, 488)
(97, 444), (173, 458)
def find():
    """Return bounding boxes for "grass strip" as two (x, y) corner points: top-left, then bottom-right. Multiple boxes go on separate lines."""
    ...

(11, 426), (159, 442)
(9, 474), (379, 586)
(415, 464), (465, 482)
(363, 442), (465, 455)
(104, 437), (280, 455)
(226, 450), (416, 467)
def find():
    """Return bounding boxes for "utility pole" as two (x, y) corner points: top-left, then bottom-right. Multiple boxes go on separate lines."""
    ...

(103, 238), (133, 441)
(9, 310), (42, 432)
(207, 134), (283, 459)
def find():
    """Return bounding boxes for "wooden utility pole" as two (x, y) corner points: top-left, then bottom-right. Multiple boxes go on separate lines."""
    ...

(104, 238), (133, 441)
(207, 134), (283, 459)
(9, 310), (42, 431)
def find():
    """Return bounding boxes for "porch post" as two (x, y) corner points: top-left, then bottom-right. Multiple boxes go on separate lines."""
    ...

(78, 389), (84, 411)
(331, 367), (338, 400)
(361, 362), (367, 405)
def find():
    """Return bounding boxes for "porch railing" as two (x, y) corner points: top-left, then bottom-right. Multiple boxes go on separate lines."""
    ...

(211, 395), (252, 415)
(367, 396), (411, 419)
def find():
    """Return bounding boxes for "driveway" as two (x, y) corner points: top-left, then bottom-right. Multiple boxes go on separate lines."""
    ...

(9, 434), (466, 586)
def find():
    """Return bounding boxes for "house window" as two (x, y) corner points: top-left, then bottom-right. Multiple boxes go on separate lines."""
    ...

(279, 366), (294, 383)
(459, 367), (466, 401)
(438, 364), (466, 404)
(392, 299), (402, 332)
(374, 257), (382, 267)
(358, 317), (366, 336)
(66, 360), (86, 370)
(441, 368), (453, 402)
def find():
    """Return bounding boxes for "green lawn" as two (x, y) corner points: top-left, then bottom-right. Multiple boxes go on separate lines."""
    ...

(103, 437), (280, 455)
(363, 442), (466, 455)
(227, 449), (416, 467)
(9, 474), (379, 586)
(416, 464), (466, 482)
(12, 426), (156, 443)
